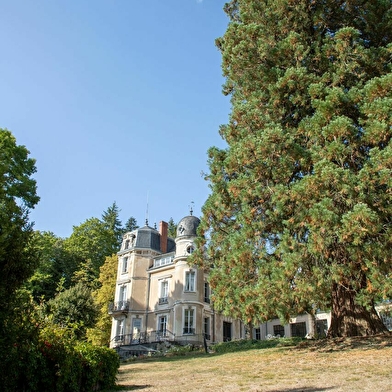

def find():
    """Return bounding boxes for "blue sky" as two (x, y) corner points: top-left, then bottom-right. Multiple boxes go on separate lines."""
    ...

(1, 0), (230, 237)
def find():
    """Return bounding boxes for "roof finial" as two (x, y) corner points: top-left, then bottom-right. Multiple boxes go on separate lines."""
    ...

(189, 201), (194, 216)
(145, 191), (149, 226)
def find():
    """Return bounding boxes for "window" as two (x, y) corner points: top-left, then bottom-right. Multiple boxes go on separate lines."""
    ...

(204, 317), (211, 340)
(118, 285), (127, 309)
(316, 319), (328, 338)
(273, 325), (285, 337)
(132, 318), (141, 342)
(153, 255), (174, 268)
(124, 239), (130, 249)
(186, 245), (194, 254)
(254, 328), (261, 340)
(290, 322), (307, 338)
(122, 257), (128, 273)
(116, 319), (124, 341)
(380, 312), (392, 331)
(184, 308), (194, 334)
(159, 315), (167, 336)
(204, 282), (210, 303)
(159, 281), (168, 304)
(185, 270), (195, 292)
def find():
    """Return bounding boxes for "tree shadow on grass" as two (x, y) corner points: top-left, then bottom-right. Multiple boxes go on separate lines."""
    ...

(109, 385), (152, 391)
(268, 387), (335, 392)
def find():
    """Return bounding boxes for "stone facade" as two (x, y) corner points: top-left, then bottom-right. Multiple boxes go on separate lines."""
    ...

(109, 214), (243, 347)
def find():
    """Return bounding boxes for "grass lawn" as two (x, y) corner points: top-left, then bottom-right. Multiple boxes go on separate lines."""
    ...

(112, 335), (392, 392)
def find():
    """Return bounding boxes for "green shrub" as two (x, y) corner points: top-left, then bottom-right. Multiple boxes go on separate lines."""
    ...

(166, 344), (203, 356)
(76, 342), (120, 392)
(36, 326), (119, 392)
(213, 337), (302, 354)
(38, 327), (83, 392)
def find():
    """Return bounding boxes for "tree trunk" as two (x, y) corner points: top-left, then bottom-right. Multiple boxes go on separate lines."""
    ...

(327, 282), (388, 338)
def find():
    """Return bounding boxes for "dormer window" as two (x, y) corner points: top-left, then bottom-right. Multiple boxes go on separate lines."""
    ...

(124, 239), (130, 249)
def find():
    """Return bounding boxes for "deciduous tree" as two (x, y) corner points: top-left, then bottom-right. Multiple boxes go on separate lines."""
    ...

(0, 129), (40, 389)
(87, 254), (118, 346)
(0, 129), (40, 302)
(46, 283), (98, 339)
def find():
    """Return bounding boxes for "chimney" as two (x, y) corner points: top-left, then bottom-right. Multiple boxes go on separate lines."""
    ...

(159, 221), (168, 253)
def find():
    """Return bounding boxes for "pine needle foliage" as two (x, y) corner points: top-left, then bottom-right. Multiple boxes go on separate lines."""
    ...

(194, 0), (392, 337)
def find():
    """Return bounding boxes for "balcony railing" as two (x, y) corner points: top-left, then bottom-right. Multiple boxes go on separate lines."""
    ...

(158, 297), (168, 305)
(108, 301), (130, 313)
(111, 329), (176, 346)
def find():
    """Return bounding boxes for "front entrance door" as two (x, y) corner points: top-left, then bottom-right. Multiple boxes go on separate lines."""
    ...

(223, 321), (232, 342)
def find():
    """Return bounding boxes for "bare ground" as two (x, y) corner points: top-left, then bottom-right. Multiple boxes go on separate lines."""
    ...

(113, 334), (392, 392)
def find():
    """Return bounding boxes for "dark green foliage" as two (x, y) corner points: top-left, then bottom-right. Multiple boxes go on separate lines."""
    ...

(124, 216), (139, 233)
(65, 220), (116, 289)
(195, 0), (392, 337)
(1, 319), (120, 392)
(0, 129), (41, 390)
(25, 231), (77, 300)
(76, 342), (120, 391)
(0, 290), (43, 392)
(46, 283), (99, 339)
(168, 217), (177, 238)
(102, 202), (123, 251)
(0, 129), (39, 305)
(0, 131), (120, 391)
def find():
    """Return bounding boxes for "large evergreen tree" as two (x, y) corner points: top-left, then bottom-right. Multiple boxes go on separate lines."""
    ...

(195, 0), (392, 337)
(102, 202), (123, 250)
(124, 216), (139, 233)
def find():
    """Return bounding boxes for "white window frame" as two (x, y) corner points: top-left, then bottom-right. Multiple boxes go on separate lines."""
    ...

(124, 239), (130, 250)
(161, 280), (169, 299)
(122, 257), (128, 273)
(185, 270), (196, 292)
(118, 285), (127, 308)
(183, 307), (195, 334)
(158, 315), (168, 336)
(116, 319), (124, 339)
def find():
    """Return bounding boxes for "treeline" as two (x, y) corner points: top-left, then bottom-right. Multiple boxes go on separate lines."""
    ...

(26, 203), (138, 346)
(0, 128), (176, 391)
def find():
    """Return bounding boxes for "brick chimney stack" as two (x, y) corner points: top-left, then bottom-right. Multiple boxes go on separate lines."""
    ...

(159, 221), (168, 253)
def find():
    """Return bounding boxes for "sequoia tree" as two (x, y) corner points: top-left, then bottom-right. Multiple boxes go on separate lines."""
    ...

(195, 0), (392, 337)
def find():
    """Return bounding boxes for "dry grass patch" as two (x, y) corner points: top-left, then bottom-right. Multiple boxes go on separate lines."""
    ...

(112, 335), (392, 392)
